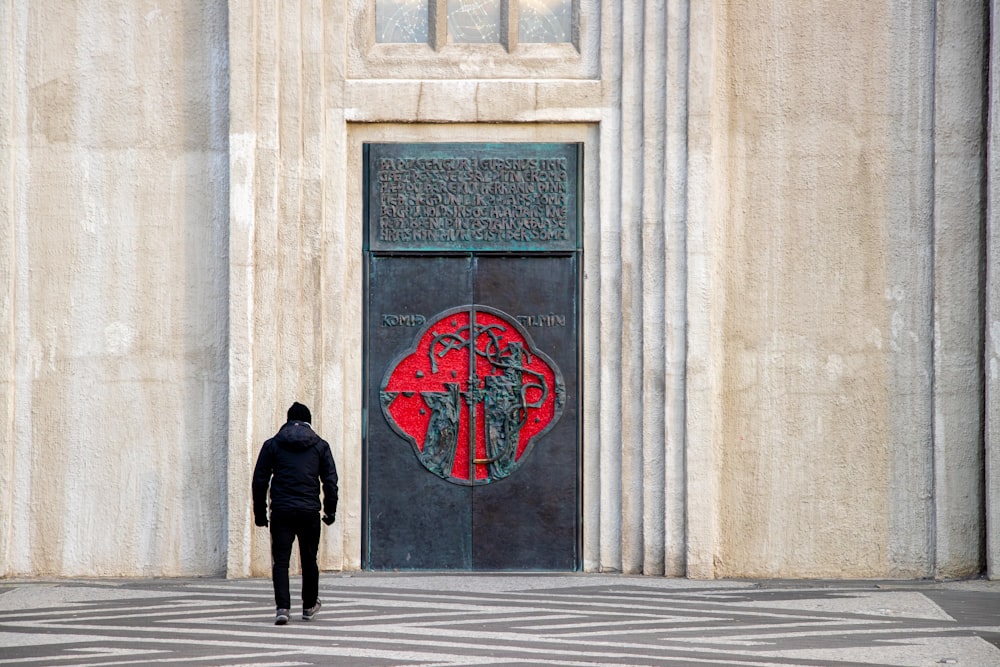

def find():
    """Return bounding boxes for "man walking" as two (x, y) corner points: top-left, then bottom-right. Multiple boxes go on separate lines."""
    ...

(253, 402), (338, 625)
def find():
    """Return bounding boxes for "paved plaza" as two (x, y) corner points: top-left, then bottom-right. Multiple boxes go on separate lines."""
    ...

(1, 574), (999, 666)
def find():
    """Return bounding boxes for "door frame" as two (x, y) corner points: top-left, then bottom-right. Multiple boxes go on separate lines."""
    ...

(361, 141), (584, 571)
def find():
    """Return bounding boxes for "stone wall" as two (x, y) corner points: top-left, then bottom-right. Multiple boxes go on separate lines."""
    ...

(987, 0), (1000, 581)
(2, 0), (996, 578)
(1, 1), (230, 576)
(706, 0), (988, 579)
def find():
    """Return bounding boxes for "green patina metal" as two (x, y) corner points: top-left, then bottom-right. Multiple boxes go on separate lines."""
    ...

(363, 143), (582, 570)
(379, 305), (565, 486)
(365, 142), (581, 253)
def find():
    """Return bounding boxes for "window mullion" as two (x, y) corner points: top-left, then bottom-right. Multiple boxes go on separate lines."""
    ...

(503, 0), (518, 52)
(430, 0), (447, 50)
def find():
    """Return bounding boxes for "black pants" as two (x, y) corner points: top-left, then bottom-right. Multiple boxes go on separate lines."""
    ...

(269, 511), (320, 610)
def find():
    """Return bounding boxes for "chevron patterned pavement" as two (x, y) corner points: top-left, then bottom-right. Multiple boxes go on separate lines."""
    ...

(1, 575), (999, 666)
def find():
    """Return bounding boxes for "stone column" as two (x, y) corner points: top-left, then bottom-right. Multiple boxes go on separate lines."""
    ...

(0, 0), (27, 576)
(885, 0), (936, 579)
(607, 0), (690, 578)
(931, 0), (988, 579)
(683, 0), (725, 579)
(987, 0), (1000, 581)
(227, 0), (335, 577)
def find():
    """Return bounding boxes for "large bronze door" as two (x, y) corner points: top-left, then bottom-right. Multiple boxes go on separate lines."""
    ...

(363, 143), (581, 570)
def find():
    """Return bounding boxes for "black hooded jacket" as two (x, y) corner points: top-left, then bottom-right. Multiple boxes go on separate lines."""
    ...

(252, 420), (338, 522)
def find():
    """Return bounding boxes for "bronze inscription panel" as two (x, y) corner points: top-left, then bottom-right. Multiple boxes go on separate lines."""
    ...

(366, 143), (580, 252)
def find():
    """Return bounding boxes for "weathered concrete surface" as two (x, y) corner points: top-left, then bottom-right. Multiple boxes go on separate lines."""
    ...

(1, 1), (230, 576)
(987, 0), (1000, 581)
(203, 0), (1000, 583)
(695, 0), (988, 579)
(2, 0), (995, 579)
(712, 0), (894, 578)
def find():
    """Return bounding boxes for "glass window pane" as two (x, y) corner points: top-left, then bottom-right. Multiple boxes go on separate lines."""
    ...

(376, 0), (429, 43)
(519, 0), (572, 43)
(448, 0), (502, 43)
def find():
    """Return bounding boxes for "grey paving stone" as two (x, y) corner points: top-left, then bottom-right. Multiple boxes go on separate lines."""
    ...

(0, 575), (998, 666)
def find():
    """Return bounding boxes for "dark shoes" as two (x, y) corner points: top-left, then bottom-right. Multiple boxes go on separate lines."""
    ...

(303, 599), (322, 621)
(275, 599), (321, 624)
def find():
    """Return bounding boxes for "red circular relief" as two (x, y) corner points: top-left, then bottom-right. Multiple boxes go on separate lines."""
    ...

(380, 305), (564, 485)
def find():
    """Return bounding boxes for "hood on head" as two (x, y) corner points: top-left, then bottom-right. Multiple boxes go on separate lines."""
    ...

(275, 421), (319, 452)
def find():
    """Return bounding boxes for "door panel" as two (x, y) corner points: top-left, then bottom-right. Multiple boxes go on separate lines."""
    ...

(365, 254), (579, 570)
(472, 255), (579, 570)
(365, 255), (474, 569)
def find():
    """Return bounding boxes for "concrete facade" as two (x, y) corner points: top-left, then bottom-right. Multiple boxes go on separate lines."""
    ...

(1, 1), (230, 576)
(1, 1), (997, 579)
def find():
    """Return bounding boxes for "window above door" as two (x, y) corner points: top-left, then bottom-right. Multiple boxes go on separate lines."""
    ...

(349, 0), (600, 80)
(376, 0), (573, 45)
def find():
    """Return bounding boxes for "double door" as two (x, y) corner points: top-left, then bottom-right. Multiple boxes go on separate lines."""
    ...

(364, 253), (579, 570)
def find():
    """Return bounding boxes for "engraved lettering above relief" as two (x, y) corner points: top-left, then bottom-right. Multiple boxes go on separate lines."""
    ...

(377, 157), (567, 243)
(366, 143), (580, 252)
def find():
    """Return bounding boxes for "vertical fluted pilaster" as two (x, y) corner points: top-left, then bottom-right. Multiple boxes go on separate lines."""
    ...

(618, 0), (647, 575)
(640, 0), (668, 577)
(227, 0), (328, 577)
(683, 0), (724, 578)
(930, 0), (988, 579)
(663, 0), (691, 577)
(985, 0), (1000, 580)
(597, 0), (624, 572)
(612, 0), (685, 576)
(0, 0), (26, 577)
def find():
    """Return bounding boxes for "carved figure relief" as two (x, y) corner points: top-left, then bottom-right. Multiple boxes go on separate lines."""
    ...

(380, 305), (565, 485)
